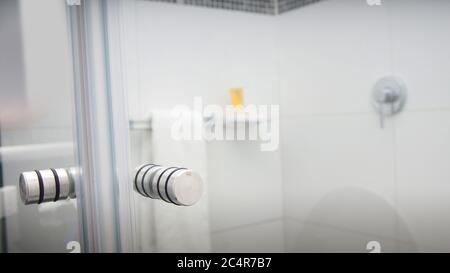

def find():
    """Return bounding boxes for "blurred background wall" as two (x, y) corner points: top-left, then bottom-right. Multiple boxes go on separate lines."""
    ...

(126, 0), (450, 252)
(0, 0), (79, 252)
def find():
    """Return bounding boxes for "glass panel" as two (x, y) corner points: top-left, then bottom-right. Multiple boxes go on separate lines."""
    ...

(0, 0), (80, 252)
(108, 0), (450, 253)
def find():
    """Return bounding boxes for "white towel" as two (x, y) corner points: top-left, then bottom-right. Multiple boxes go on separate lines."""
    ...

(151, 110), (211, 252)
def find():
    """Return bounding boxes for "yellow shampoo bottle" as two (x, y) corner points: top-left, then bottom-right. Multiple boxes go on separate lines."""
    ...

(229, 87), (244, 108)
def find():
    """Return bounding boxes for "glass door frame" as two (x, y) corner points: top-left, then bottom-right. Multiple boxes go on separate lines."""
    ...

(67, 0), (135, 253)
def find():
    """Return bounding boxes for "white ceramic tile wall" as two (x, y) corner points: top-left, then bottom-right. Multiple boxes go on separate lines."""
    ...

(395, 111), (450, 251)
(133, 2), (284, 250)
(282, 114), (398, 240)
(281, 0), (450, 252)
(390, 0), (450, 111)
(135, 2), (280, 113)
(278, 0), (391, 116)
(206, 141), (283, 232)
(130, 0), (450, 252)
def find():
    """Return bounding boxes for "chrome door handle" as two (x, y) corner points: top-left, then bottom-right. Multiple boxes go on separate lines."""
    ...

(134, 164), (204, 206)
(19, 168), (77, 205)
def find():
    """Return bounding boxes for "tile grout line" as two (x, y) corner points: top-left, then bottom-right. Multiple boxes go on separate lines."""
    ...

(211, 217), (284, 234)
(285, 217), (415, 246)
(274, 14), (288, 252)
(281, 107), (450, 119)
(386, 0), (401, 249)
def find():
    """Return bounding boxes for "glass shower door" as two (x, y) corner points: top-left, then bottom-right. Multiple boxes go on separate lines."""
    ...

(103, 0), (450, 253)
(0, 0), (81, 253)
(0, 0), (123, 253)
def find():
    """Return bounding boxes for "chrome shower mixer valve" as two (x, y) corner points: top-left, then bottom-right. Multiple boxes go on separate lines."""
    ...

(371, 76), (407, 128)
(134, 164), (204, 206)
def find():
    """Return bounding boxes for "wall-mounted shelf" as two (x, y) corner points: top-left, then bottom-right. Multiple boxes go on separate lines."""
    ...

(204, 110), (271, 129)
(129, 110), (271, 133)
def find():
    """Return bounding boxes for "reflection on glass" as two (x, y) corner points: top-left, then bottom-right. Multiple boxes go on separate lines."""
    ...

(0, 0), (79, 253)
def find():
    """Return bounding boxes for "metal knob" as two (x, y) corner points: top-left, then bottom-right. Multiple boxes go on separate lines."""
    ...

(19, 168), (76, 205)
(134, 164), (203, 206)
(371, 76), (407, 129)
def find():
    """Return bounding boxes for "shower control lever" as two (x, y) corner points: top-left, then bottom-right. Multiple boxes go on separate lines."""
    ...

(377, 88), (398, 128)
(134, 164), (203, 206)
(19, 167), (77, 205)
(371, 76), (407, 129)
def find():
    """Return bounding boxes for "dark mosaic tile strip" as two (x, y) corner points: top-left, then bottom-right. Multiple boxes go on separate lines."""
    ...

(143, 0), (324, 15)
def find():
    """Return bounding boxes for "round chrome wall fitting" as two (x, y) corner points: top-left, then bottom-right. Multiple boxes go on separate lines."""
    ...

(371, 76), (408, 128)
(371, 76), (407, 116)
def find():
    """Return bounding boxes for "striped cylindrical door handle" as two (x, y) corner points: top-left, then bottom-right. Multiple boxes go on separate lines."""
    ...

(19, 168), (77, 205)
(134, 164), (203, 206)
